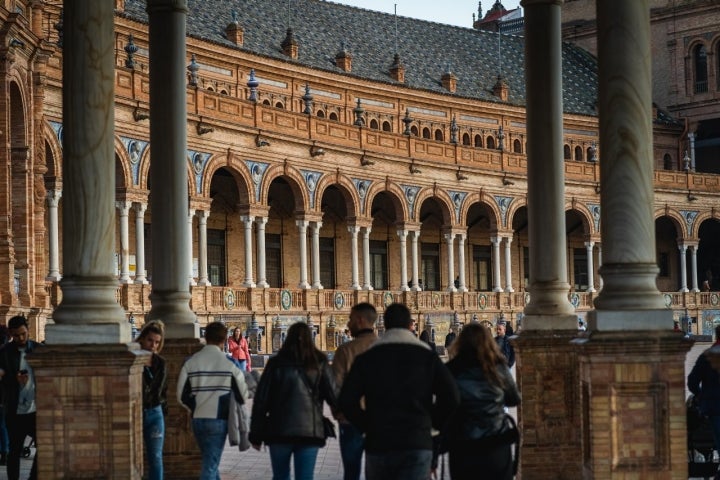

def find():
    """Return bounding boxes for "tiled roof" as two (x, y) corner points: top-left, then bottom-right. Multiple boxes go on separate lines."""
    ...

(122, 0), (599, 116)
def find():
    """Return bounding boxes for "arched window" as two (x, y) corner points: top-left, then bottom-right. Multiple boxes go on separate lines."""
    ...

(486, 136), (495, 149)
(564, 144), (571, 159)
(220, 89), (228, 95)
(434, 129), (444, 141)
(329, 112), (338, 121)
(422, 127), (431, 139)
(462, 133), (471, 146)
(474, 135), (483, 148)
(663, 154), (673, 170)
(586, 147), (594, 161)
(262, 99), (271, 106)
(411, 125), (419, 136)
(316, 110), (325, 118)
(207, 86), (215, 92)
(513, 139), (522, 153)
(695, 44), (708, 93)
(275, 101), (284, 109)
(382, 121), (392, 132)
(575, 146), (583, 161)
(369, 119), (379, 130)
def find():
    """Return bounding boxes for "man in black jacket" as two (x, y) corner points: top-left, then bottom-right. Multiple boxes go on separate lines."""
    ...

(339, 303), (459, 480)
(0, 316), (40, 480)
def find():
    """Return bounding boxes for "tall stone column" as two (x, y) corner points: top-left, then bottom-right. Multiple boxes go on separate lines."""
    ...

(597, 243), (603, 290)
(256, 217), (269, 288)
(585, 241), (596, 293)
(690, 243), (699, 292)
(504, 236), (514, 293)
(240, 215), (256, 287)
(678, 243), (689, 293)
(117, 201), (132, 284)
(515, 1), (579, 478)
(46, 190), (62, 281)
(577, 2), (690, 479)
(362, 226), (373, 290)
(311, 221), (324, 289)
(187, 209), (196, 286)
(490, 236), (503, 293)
(457, 233), (468, 292)
(397, 229), (409, 291)
(444, 232), (456, 292)
(133, 203), (148, 284)
(197, 210), (210, 286)
(145, 0), (197, 334)
(296, 220), (310, 289)
(410, 230), (420, 291)
(348, 225), (360, 290)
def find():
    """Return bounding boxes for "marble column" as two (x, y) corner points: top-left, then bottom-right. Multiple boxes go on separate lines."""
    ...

(297, 220), (310, 289)
(597, 243), (603, 290)
(585, 241), (596, 293)
(397, 229), (409, 291)
(678, 243), (689, 293)
(241, 215), (256, 287)
(457, 233), (468, 292)
(187, 209), (196, 286)
(133, 203), (148, 284)
(348, 225), (360, 290)
(256, 217), (269, 288)
(46, 190), (62, 281)
(362, 226), (373, 290)
(197, 210), (210, 286)
(690, 244), (699, 292)
(689, 131), (696, 171)
(117, 201), (132, 284)
(50, 0), (127, 340)
(445, 232), (457, 292)
(490, 236), (503, 293)
(410, 230), (420, 291)
(504, 236), (514, 293)
(311, 221), (324, 289)
(145, 0), (196, 334)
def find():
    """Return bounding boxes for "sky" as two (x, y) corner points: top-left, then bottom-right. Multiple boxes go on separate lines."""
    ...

(328, 0), (523, 29)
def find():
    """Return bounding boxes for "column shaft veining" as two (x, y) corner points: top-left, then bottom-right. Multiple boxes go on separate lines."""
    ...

(256, 217), (269, 288)
(134, 203), (148, 284)
(197, 210), (210, 286)
(46, 190), (61, 281)
(348, 225), (360, 290)
(398, 229), (409, 291)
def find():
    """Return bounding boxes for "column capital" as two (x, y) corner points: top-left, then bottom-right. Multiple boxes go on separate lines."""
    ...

(115, 200), (132, 212)
(255, 216), (268, 226)
(584, 240), (595, 249)
(456, 232), (467, 241)
(311, 220), (323, 230)
(348, 225), (360, 235)
(490, 236), (502, 246)
(197, 209), (210, 220)
(677, 242), (688, 252)
(296, 219), (309, 229)
(396, 229), (408, 239)
(133, 202), (147, 215)
(240, 214), (255, 224)
(46, 189), (62, 206)
(187, 208), (196, 218)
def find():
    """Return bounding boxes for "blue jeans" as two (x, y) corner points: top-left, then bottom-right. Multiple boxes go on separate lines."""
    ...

(143, 406), (164, 480)
(339, 422), (364, 480)
(365, 449), (433, 480)
(268, 443), (319, 480)
(234, 359), (247, 371)
(192, 418), (228, 480)
(710, 415), (720, 455)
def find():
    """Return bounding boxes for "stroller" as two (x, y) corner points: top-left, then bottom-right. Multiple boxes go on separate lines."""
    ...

(687, 395), (720, 479)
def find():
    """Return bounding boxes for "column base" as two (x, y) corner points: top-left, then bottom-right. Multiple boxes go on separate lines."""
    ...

(588, 308), (672, 332)
(257, 281), (269, 288)
(312, 284), (324, 290)
(522, 313), (578, 331)
(401, 286), (410, 292)
(242, 281), (256, 288)
(363, 286), (374, 291)
(119, 276), (132, 284)
(45, 322), (131, 344)
(46, 274), (61, 282)
(133, 278), (149, 285)
(298, 281), (310, 289)
(196, 279), (211, 286)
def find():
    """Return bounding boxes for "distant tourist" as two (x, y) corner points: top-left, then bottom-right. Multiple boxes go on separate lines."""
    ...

(228, 326), (252, 372)
(494, 321), (515, 368)
(688, 325), (720, 456)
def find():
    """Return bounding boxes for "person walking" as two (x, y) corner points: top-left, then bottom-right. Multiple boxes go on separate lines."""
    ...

(136, 320), (168, 480)
(250, 322), (338, 480)
(0, 316), (41, 480)
(178, 321), (249, 480)
(339, 303), (459, 480)
(495, 320), (515, 368)
(443, 323), (521, 480)
(228, 326), (252, 372)
(331, 303), (378, 480)
(688, 324), (720, 456)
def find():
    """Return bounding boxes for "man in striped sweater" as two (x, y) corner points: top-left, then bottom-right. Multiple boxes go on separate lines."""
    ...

(178, 322), (249, 479)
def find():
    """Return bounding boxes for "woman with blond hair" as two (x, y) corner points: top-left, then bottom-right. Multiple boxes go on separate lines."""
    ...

(136, 320), (168, 480)
(444, 323), (520, 480)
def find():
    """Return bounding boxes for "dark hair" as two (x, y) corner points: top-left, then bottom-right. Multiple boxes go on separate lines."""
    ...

(449, 323), (506, 387)
(136, 319), (165, 352)
(384, 303), (412, 330)
(7, 315), (27, 330)
(205, 321), (228, 344)
(351, 302), (377, 325)
(279, 322), (326, 371)
(419, 330), (430, 342)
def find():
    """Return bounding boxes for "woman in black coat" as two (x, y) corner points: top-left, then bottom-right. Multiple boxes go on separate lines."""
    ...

(444, 323), (521, 480)
(249, 322), (337, 480)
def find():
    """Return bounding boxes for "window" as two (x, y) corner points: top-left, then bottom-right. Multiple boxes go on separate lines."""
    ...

(434, 129), (444, 141)
(573, 248), (588, 291)
(462, 133), (471, 146)
(369, 119), (379, 130)
(575, 146), (583, 161)
(369, 240), (387, 289)
(275, 101), (284, 109)
(329, 112), (338, 121)
(207, 229), (226, 286)
(411, 125), (419, 136)
(472, 245), (492, 291)
(382, 121), (392, 132)
(474, 135), (483, 148)
(486, 136), (495, 149)
(422, 127), (431, 139)
(316, 110), (325, 118)
(663, 154), (673, 170)
(320, 237), (335, 289)
(564, 144), (571, 159)
(266, 233), (282, 287)
(694, 44), (708, 94)
(513, 139), (522, 153)
(421, 242), (440, 291)
(658, 252), (670, 277)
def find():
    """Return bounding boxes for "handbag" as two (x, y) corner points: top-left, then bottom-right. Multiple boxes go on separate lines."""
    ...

(322, 416), (337, 438)
(300, 362), (336, 439)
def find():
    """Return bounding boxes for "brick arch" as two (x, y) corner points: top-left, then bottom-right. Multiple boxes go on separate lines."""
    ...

(258, 163), (309, 212)
(200, 153), (252, 205)
(414, 188), (453, 226)
(460, 192), (502, 231)
(314, 172), (358, 218)
(136, 144), (151, 190)
(654, 207), (687, 239)
(564, 201), (595, 236)
(365, 180), (408, 222)
(8, 78), (28, 148)
(506, 197), (527, 232)
(114, 136), (133, 190)
(43, 122), (63, 181)
(691, 210), (720, 238)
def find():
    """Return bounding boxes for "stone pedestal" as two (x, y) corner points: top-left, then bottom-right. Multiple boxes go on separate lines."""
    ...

(30, 344), (150, 479)
(161, 338), (204, 479)
(575, 329), (692, 479)
(512, 329), (582, 480)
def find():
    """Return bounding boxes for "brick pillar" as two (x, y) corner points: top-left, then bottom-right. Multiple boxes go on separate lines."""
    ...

(30, 344), (150, 479)
(513, 331), (582, 480)
(576, 331), (691, 479)
(162, 338), (204, 479)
